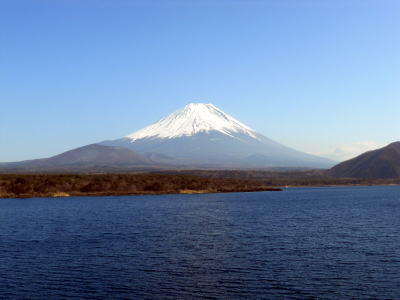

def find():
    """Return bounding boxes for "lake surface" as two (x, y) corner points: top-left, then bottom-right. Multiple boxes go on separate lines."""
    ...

(1, 186), (400, 299)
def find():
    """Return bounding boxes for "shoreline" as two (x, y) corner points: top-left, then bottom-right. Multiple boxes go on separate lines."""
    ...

(0, 187), (283, 199)
(2, 183), (400, 199)
(1, 172), (398, 199)
(0, 173), (282, 199)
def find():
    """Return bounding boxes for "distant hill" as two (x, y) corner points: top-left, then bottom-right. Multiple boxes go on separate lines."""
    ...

(0, 144), (155, 172)
(329, 142), (400, 179)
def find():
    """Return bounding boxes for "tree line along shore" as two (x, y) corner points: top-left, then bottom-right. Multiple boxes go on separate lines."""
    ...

(0, 173), (281, 199)
(159, 170), (400, 186)
(1, 171), (399, 199)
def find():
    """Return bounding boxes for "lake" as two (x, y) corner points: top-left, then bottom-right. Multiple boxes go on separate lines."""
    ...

(1, 186), (400, 299)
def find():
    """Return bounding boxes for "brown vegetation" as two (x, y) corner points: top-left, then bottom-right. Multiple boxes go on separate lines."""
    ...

(157, 170), (400, 187)
(0, 173), (280, 199)
(3, 169), (397, 199)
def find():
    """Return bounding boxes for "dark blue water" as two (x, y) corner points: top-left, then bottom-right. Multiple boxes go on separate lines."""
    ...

(1, 186), (400, 299)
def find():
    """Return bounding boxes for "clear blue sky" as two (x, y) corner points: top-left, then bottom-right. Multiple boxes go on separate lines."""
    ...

(1, 0), (399, 162)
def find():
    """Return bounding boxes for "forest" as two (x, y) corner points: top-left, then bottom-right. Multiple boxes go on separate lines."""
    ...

(0, 173), (280, 198)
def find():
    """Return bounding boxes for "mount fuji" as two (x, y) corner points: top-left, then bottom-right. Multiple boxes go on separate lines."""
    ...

(101, 103), (334, 168)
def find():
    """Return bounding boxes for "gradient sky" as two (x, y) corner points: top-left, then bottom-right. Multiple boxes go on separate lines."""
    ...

(1, 0), (399, 162)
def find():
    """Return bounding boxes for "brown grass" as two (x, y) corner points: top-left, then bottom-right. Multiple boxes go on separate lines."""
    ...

(51, 192), (70, 197)
(179, 189), (212, 194)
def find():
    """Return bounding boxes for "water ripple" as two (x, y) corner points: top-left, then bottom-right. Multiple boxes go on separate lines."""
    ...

(1, 186), (400, 299)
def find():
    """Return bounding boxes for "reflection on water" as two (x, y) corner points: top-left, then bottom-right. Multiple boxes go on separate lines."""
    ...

(1, 186), (400, 299)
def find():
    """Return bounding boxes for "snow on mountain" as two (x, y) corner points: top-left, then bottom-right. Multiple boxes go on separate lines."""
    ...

(126, 103), (259, 141)
(0, 102), (335, 171)
(100, 102), (336, 168)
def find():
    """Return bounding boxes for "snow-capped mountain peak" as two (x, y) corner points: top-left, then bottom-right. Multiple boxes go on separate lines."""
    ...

(126, 103), (259, 141)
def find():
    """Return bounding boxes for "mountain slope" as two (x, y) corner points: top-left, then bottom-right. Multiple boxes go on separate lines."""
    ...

(102, 103), (335, 168)
(0, 144), (154, 172)
(1, 103), (335, 172)
(127, 103), (259, 140)
(329, 142), (400, 179)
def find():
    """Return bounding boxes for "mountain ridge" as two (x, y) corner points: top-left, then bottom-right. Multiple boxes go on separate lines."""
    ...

(1, 103), (336, 171)
(0, 144), (155, 172)
(329, 142), (400, 179)
(102, 103), (335, 168)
